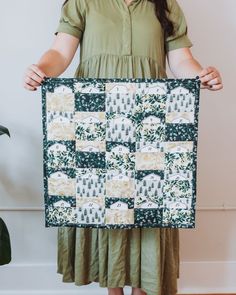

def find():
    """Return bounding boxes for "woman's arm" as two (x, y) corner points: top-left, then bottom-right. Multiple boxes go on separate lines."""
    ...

(167, 47), (223, 91)
(23, 32), (80, 91)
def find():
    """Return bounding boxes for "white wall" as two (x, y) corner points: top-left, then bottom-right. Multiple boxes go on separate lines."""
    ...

(0, 0), (235, 294)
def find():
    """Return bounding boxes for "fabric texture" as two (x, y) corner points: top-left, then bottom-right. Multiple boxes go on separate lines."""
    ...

(42, 77), (200, 229)
(54, 0), (194, 294)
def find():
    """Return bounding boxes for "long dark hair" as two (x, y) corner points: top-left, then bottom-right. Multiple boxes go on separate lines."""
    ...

(62, 0), (174, 37)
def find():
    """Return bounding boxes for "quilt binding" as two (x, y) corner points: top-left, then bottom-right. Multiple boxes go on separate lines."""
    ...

(41, 77), (201, 229)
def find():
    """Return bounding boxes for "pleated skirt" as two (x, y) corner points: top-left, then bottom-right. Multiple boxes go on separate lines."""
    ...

(57, 227), (179, 295)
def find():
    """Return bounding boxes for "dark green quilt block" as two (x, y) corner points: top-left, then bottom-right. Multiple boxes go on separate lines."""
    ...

(76, 151), (106, 168)
(134, 208), (163, 227)
(135, 170), (164, 205)
(75, 93), (105, 112)
(106, 141), (136, 153)
(165, 123), (197, 141)
(105, 197), (134, 209)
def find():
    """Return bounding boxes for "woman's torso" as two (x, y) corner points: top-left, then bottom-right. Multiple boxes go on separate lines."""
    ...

(75, 0), (168, 78)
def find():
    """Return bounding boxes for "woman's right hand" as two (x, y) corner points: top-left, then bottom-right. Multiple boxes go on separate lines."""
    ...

(23, 64), (47, 91)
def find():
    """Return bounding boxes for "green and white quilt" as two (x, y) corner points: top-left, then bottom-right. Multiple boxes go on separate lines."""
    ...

(41, 77), (201, 229)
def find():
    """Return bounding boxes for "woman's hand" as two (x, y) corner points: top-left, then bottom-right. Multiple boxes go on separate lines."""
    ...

(23, 64), (47, 91)
(198, 66), (223, 91)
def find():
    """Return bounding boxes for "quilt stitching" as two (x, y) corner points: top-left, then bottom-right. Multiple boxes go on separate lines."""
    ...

(41, 77), (201, 228)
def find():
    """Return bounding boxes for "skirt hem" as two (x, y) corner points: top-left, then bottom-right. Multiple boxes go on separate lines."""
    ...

(57, 270), (177, 295)
(58, 271), (140, 288)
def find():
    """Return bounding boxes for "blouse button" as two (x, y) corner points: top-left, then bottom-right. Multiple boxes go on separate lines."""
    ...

(122, 18), (132, 55)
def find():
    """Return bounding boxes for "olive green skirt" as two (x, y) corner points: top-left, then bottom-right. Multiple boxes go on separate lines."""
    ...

(57, 227), (179, 295)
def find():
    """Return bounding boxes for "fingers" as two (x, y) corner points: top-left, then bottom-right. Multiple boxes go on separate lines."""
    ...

(24, 82), (37, 91)
(25, 75), (41, 87)
(200, 82), (212, 90)
(200, 83), (210, 89)
(23, 64), (47, 91)
(29, 64), (46, 79)
(199, 69), (218, 84)
(207, 83), (223, 91)
(197, 66), (223, 91)
(206, 76), (221, 86)
(198, 66), (215, 78)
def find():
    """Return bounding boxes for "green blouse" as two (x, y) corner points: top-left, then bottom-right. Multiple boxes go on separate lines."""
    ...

(55, 0), (193, 79)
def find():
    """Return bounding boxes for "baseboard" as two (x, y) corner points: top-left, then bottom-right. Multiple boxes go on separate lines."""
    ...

(0, 261), (236, 294)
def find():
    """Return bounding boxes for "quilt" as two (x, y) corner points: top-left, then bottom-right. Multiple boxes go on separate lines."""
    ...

(41, 77), (201, 229)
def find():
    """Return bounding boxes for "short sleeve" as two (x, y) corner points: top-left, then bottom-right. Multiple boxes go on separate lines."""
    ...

(54, 0), (86, 40)
(164, 0), (193, 52)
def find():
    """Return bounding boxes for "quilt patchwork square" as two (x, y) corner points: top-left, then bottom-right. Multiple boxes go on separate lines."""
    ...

(41, 77), (201, 228)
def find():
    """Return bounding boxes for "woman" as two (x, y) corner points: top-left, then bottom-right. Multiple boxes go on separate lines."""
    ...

(23, 1), (223, 295)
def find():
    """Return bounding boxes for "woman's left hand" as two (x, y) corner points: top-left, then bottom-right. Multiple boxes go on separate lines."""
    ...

(198, 66), (223, 91)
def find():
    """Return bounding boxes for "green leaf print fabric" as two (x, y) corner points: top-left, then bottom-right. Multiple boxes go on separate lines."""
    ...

(41, 76), (201, 229)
